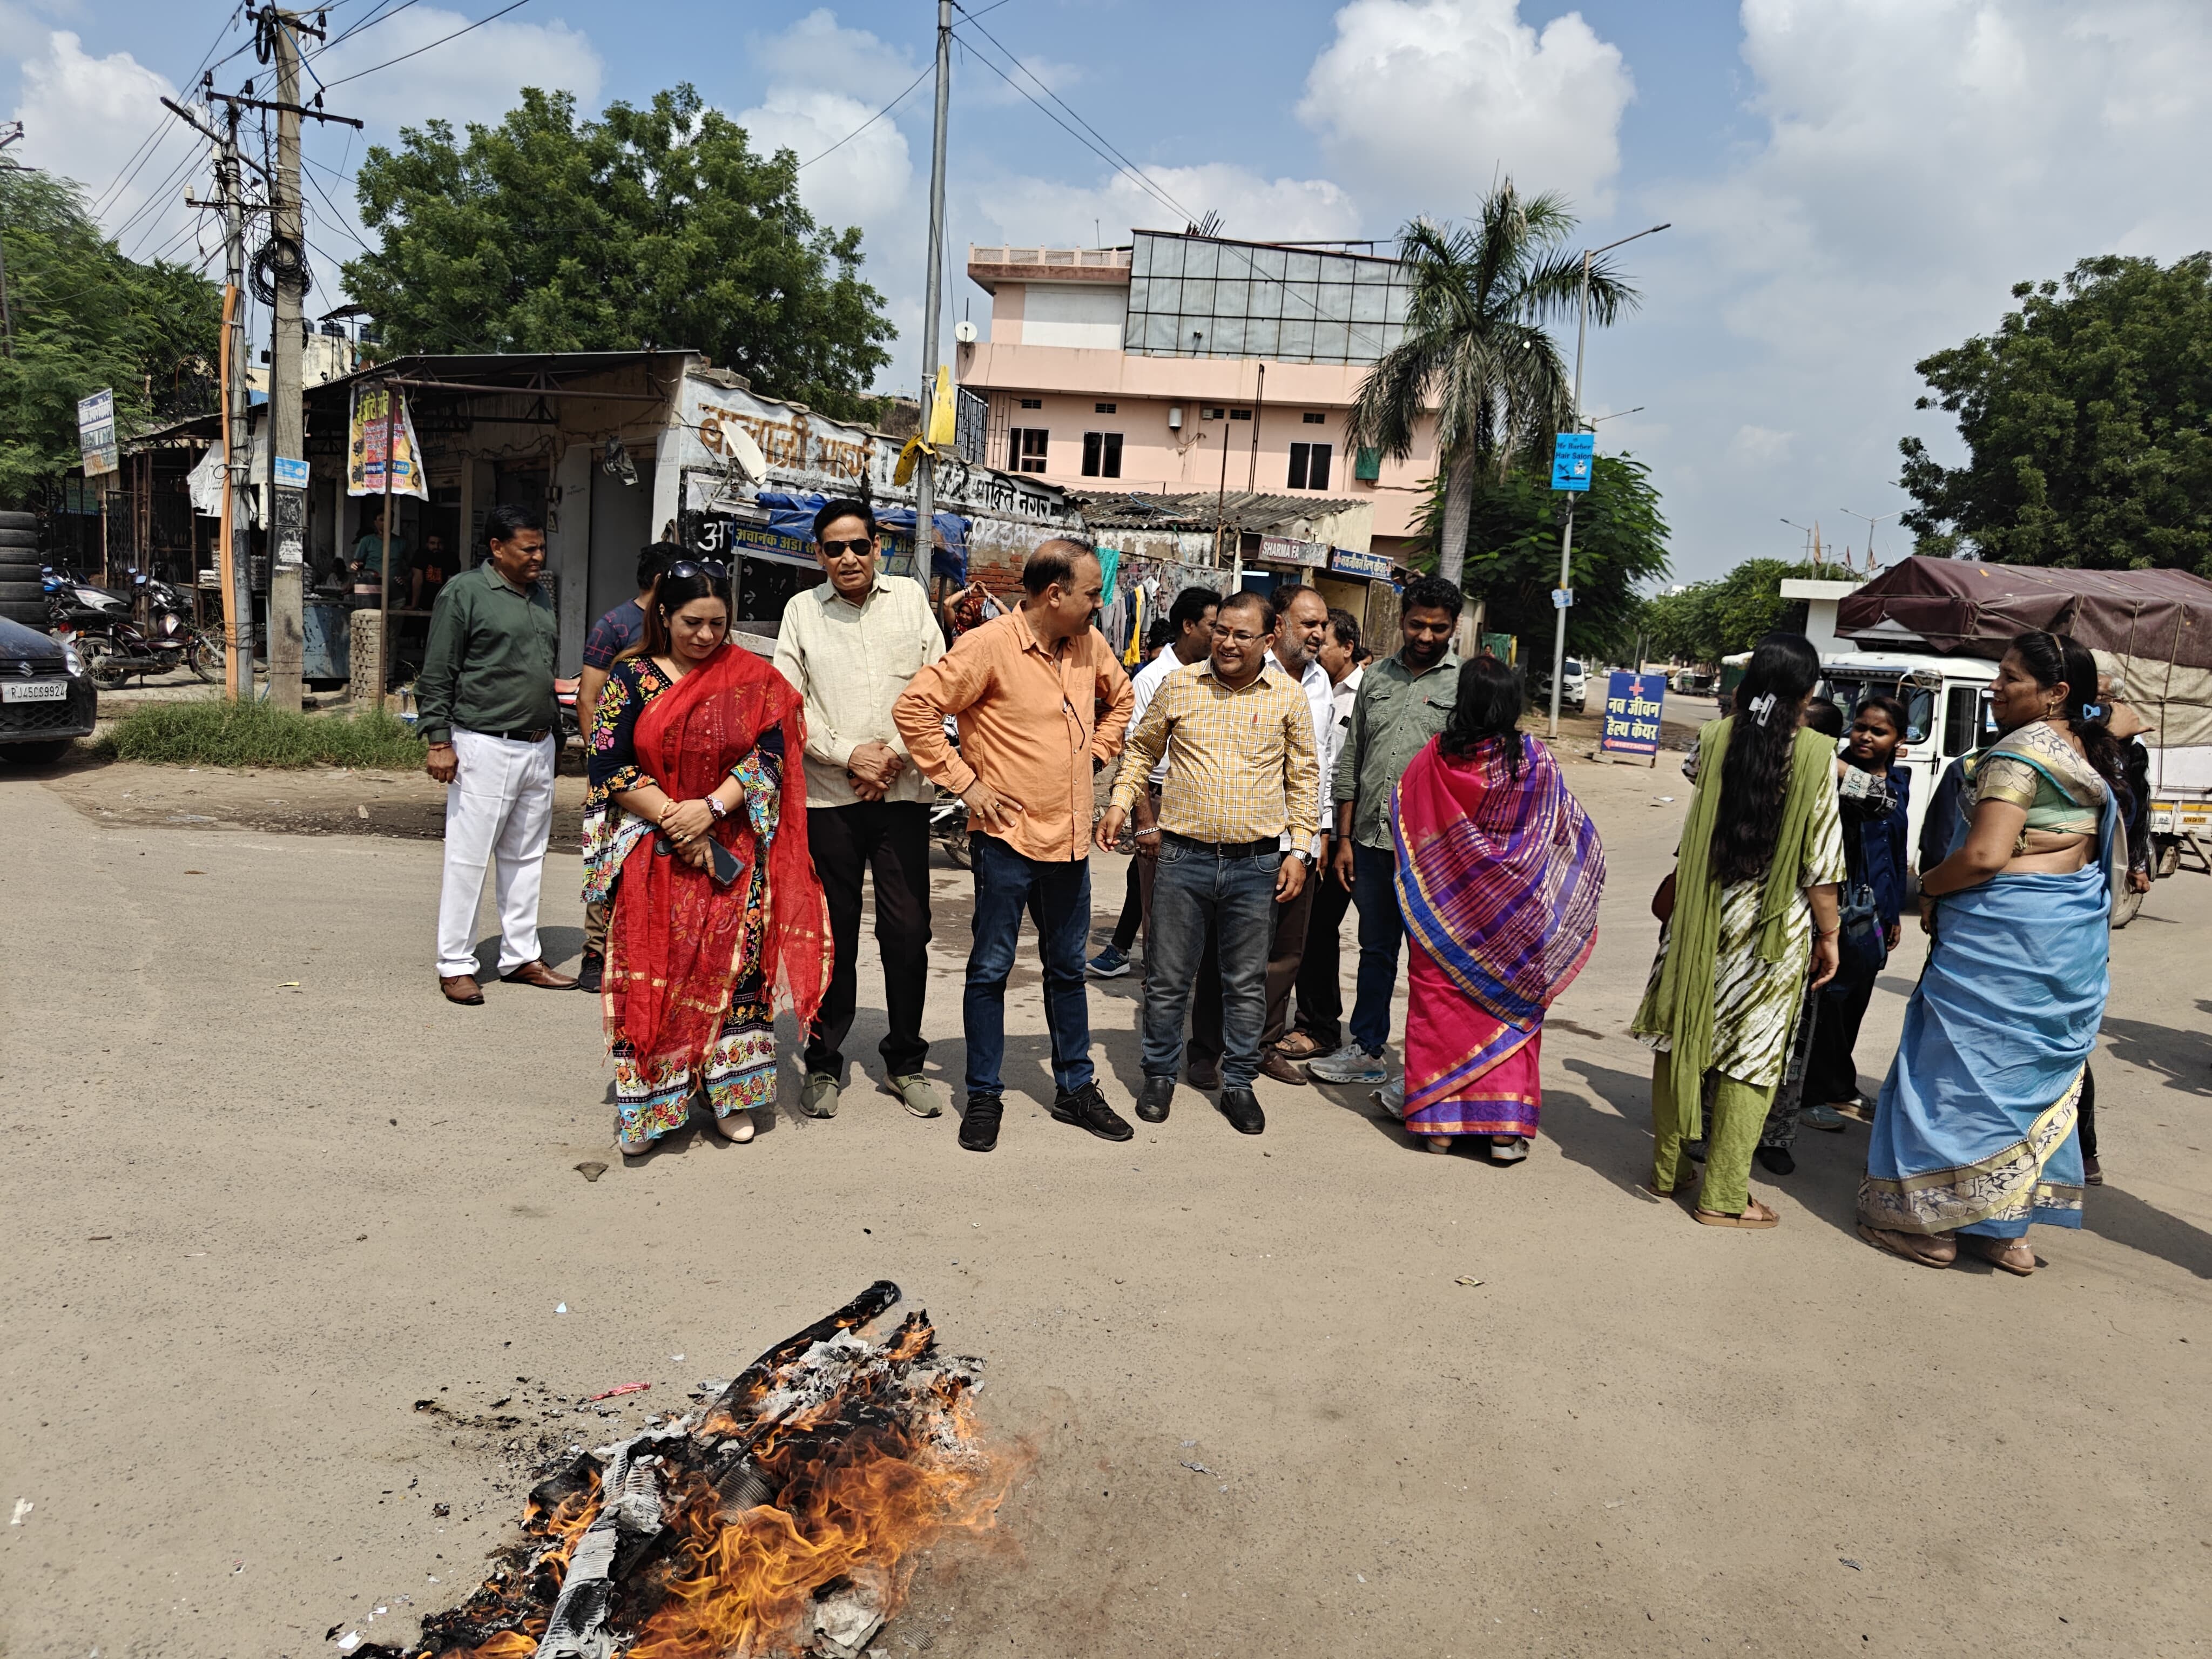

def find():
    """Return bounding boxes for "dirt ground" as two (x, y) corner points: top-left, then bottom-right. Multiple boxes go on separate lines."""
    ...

(3, 740), (2208, 1659)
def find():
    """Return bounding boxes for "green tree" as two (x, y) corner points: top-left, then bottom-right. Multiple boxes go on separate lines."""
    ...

(1640, 557), (1824, 663)
(345, 85), (895, 422)
(0, 167), (221, 504)
(1431, 452), (1671, 663)
(1347, 183), (1636, 588)
(1898, 253), (2212, 572)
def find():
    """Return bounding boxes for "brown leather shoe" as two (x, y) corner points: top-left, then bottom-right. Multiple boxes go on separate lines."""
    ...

(440, 974), (484, 1005)
(501, 960), (579, 990)
(1258, 1049), (1310, 1086)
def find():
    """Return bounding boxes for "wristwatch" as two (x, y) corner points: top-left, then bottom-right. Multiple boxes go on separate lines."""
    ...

(706, 795), (729, 821)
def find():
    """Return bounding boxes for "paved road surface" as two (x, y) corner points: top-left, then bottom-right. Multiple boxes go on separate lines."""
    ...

(3, 752), (2207, 1657)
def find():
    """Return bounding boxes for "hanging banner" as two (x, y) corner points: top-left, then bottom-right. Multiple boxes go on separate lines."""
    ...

(347, 384), (428, 499)
(1600, 670), (1664, 761)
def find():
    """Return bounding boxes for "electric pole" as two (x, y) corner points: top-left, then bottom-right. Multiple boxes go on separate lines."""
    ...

(911, 0), (952, 581)
(266, 8), (310, 711)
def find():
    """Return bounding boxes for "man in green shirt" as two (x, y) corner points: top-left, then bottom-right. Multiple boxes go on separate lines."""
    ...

(351, 504), (409, 608)
(1308, 575), (1463, 1085)
(419, 503), (575, 1003)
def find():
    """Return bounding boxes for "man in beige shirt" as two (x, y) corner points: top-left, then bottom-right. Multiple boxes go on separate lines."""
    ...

(894, 541), (1134, 1152)
(773, 500), (946, 1122)
(1096, 590), (1317, 1135)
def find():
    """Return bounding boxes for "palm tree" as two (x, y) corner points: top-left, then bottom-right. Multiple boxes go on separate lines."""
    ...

(1347, 182), (1637, 589)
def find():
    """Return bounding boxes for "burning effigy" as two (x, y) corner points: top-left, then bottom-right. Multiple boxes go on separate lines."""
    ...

(354, 1282), (1012, 1659)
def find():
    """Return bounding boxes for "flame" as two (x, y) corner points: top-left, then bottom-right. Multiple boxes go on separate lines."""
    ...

(628, 1412), (1014, 1659)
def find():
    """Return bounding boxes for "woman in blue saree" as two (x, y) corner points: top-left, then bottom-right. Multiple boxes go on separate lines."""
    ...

(1858, 632), (2127, 1276)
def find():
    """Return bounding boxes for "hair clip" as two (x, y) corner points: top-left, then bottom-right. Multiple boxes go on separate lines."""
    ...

(2081, 702), (2105, 721)
(1748, 692), (1777, 725)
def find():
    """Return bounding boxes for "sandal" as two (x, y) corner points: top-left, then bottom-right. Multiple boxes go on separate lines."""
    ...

(1425, 1135), (1454, 1155)
(713, 1111), (756, 1144)
(1857, 1223), (1956, 1268)
(616, 1124), (654, 1157)
(1963, 1235), (2037, 1276)
(1274, 1031), (1325, 1060)
(1488, 1136), (1530, 1164)
(1693, 1197), (1781, 1229)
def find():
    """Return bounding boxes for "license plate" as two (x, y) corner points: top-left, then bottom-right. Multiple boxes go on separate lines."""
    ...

(1, 679), (68, 704)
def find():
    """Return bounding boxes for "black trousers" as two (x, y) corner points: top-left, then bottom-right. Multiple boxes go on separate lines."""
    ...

(1290, 846), (1355, 1050)
(1110, 856), (1144, 953)
(804, 801), (932, 1079)
(1803, 952), (1880, 1105)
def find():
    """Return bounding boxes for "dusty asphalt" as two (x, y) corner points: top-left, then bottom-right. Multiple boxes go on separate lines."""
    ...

(3, 748), (2209, 1659)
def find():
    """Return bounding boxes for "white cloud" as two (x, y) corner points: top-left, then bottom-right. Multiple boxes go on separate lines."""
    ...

(738, 87), (915, 231)
(1297, 0), (1633, 218)
(1625, 0), (2212, 577)
(312, 6), (602, 131)
(750, 7), (917, 89)
(9, 30), (203, 260)
(970, 163), (1361, 248)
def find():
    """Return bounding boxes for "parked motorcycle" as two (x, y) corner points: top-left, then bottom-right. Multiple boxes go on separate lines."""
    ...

(42, 567), (221, 685)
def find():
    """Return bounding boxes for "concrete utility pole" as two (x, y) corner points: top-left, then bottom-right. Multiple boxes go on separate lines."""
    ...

(266, 9), (308, 711)
(1548, 220), (1668, 739)
(911, 0), (952, 581)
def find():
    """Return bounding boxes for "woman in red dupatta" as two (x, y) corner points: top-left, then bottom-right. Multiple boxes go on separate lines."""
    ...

(1391, 656), (1605, 1161)
(588, 563), (827, 1155)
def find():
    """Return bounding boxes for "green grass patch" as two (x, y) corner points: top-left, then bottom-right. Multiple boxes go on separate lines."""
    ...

(96, 699), (429, 769)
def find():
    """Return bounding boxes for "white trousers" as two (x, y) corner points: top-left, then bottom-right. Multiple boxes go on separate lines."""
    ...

(436, 727), (556, 978)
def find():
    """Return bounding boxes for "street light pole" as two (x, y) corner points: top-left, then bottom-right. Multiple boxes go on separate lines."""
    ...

(1548, 221), (1668, 738)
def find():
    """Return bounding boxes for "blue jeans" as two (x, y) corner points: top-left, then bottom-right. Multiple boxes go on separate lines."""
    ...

(963, 833), (1094, 1098)
(1143, 837), (1282, 1089)
(1348, 841), (1403, 1056)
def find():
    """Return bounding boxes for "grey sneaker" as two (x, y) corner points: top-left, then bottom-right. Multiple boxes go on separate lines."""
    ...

(1309, 1045), (1388, 1085)
(1802, 1102), (1848, 1132)
(881, 1073), (943, 1118)
(799, 1072), (841, 1118)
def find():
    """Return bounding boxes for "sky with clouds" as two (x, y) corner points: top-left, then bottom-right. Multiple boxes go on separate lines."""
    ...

(6, 0), (2210, 581)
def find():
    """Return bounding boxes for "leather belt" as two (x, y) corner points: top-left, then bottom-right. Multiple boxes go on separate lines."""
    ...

(464, 726), (553, 744)
(1163, 830), (1277, 859)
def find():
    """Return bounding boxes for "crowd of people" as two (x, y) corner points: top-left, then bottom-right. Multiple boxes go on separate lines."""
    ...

(409, 500), (2128, 1275)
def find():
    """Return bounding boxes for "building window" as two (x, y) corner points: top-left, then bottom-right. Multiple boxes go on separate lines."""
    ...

(1289, 442), (1332, 490)
(1302, 411), (1325, 424)
(1019, 397), (1043, 409)
(1203, 406), (1226, 420)
(1010, 427), (1049, 473)
(1228, 408), (1252, 421)
(1082, 431), (1124, 478)
(1095, 401), (1117, 414)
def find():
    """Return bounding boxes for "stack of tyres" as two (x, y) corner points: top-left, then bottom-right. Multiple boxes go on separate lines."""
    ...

(0, 511), (44, 628)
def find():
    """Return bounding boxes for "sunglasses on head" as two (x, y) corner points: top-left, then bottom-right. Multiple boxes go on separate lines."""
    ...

(819, 536), (876, 557)
(664, 558), (729, 582)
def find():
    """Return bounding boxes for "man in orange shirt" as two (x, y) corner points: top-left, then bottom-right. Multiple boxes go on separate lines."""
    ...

(895, 541), (1135, 1152)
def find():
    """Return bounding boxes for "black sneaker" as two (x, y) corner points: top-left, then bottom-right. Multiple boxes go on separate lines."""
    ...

(576, 950), (604, 994)
(957, 1092), (1003, 1152)
(1049, 1081), (1134, 1142)
(1755, 1144), (1795, 1176)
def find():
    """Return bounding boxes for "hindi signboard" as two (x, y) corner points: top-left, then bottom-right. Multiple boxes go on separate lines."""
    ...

(1327, 545), (1391, 581)
(1600, 670), (1664, 763)
(77, 389), (118, 478)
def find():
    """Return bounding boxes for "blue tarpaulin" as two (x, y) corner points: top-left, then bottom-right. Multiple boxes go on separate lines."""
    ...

(754, 491), (969, 584)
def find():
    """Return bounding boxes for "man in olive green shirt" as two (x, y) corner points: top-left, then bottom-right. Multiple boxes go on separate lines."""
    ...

(418, 503), (574, 1003)
(1308, 575), (1464, 1084)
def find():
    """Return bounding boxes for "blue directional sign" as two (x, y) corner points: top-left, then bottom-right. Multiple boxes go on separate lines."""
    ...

(1551, 431), (1594, 492)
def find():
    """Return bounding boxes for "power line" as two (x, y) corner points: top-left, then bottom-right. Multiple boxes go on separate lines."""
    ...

(311, 0), (429, 59)
(89, 5), (247, 213)
(949, 26), (1195, 227)
(798, 63), (933, 170)
(320, 0), (534, 90)
(953, 6), (1198, 224)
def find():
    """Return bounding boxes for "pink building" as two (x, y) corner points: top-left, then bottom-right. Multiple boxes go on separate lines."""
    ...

(956, 232), (1439, 562)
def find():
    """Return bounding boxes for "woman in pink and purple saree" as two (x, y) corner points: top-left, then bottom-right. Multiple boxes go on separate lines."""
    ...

(1391, 656), (1606, 1162)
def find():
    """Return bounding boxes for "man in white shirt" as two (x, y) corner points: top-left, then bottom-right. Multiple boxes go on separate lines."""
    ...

(1088, 583), (1219, 977)
(1186, 582), (1333, 1087)
(1282, 608), (1365, 1060)
(772, 499), (947, 1121)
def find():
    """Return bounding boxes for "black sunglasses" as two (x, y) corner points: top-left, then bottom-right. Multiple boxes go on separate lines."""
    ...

(819, 537), (876, 557)
(664, 558), (729, 582)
